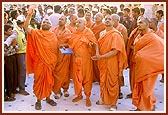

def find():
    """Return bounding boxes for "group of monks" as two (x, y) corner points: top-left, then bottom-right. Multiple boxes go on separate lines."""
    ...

(25, 5), (164, 111)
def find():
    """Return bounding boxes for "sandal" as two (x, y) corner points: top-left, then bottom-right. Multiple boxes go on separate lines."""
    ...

(35, 102), (41, 110)
(129, 108), (141, 111)
(54, 93), (62, 99)
(72, 95), (83, 102)
(4, 96), (16, 101)
(46, 99), (57, 106)
(126, 93), (132, 98)
(64, 91), (69, 97)
(86, 98), (91, 107)
(96, 100), (104, 105)
(118, 92), (123, 99)
(109, 105), (117, 111)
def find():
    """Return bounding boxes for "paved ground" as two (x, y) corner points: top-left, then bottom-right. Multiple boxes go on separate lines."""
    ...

(2, 69), (165, 113)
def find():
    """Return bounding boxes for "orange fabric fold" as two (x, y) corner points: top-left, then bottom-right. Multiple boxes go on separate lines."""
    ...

(69, 28), (98, 97)
(91, 22), (105, 40)
(159, 22), (164, 32)
(155, 29), (164, 39)
(26, 29), (58, 100)
(86, 20), (94, 29)
(132, 30), (164, 110)
(126, 27), (141, 91)
(98, 28), (128, 105)
(91, 22), (105, 82)
(52, 27), (72, 94)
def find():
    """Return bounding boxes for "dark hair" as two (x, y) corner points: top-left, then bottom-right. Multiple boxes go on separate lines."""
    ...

(132, 7), (140, 14)
(78, 8), (85, 15)
(4, 12), (8, 18)
(17, 20), (24, 25)
(120, 4), (125, 8)
(140, 8), (145, 14)
(124, 8), (130, 13)
(4, 24), (13, 32)
(10, 10), (18, 19)
(54, 5), (61, 13)
(156, 10), (163, 16)
(150, 18), (158, 25)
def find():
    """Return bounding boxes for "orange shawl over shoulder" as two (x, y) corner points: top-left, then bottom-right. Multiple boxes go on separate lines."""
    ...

(133, 30), (164, 82)
(26, 29), (58, 100)
(91, 22), (105, 40)
(68, 28), (98, 97)
(52, 27), (72, 94)
(98, 28), (128, 105)
(132, 30), (164, 110)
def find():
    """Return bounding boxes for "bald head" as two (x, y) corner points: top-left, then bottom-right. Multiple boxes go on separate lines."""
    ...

(95, 12), (104, 23)
(76, 18), (86, 31)
(111, 14), (120, 22)
(137, 16), (150, 25)
(149, 18), (158, 31)
(149, 18), (158, 25)
(41, 18), (52, 30)
(59, 15), (67, 26)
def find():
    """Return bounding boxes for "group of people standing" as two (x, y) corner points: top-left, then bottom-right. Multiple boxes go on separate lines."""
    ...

(4, 3), (164, 111)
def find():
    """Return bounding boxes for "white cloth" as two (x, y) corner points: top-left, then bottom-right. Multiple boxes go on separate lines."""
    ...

(48, 13), (61, 31)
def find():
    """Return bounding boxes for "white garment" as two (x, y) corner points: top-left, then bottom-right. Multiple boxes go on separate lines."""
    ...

(48, 13), (61, 31)
(157, 17), (164, 29)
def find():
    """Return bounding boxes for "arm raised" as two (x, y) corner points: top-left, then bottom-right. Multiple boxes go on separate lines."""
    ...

(24, 5), (36, 34)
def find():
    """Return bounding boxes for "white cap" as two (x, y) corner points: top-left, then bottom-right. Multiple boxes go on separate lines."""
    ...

(17, 15), (25, 22)
(47, 9), (53, 14)
(92, 8), (98, 12)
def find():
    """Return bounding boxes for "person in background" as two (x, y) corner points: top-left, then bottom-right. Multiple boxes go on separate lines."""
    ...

(49, 5), (62, 31)
(66, 14), (77, 33)
(14, 15), (30, 96)
(35, 5), (44, 24)
(77, 8), (85, 18)
(155, 10), (164, 29)
(91, 12), (105, 82)
(4, 24), (19, 101)
(149, 17), (164, 83)
(120, 7), (132, 36)
(85, 11), (94, 29)
(111, 14), (128, 99)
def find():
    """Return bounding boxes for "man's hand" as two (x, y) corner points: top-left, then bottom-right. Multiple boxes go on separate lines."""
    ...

(28, 4), (36, 15)
(91, 54), (101, 60)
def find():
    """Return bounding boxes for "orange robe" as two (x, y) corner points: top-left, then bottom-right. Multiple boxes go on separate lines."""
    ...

(116, 23), (128, 46)
(68, 28), (98, 98)
(66, 24), (76, 33)
(52, 26), (72, 94)
(155, 29), (164, 39)
(86, 20), (94, 29)
(26, 29), (58, 100)
(91, 22), (105, 82)
(115, 23), (128, 86)
(126, 27), (141, 92)
(159, 22), (164, 32)
(132, 30), (164, 111)
(91, 22), (106, 40)
(98, 28), (128, 105)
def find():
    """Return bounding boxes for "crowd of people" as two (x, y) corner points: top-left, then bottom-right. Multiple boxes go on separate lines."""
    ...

(3, 3), (164, 111)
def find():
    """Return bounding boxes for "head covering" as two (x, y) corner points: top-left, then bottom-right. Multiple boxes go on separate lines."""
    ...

(92, 8), (98, 12)
(47, 9), (53, 14)
(17, 15), (25, 22)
